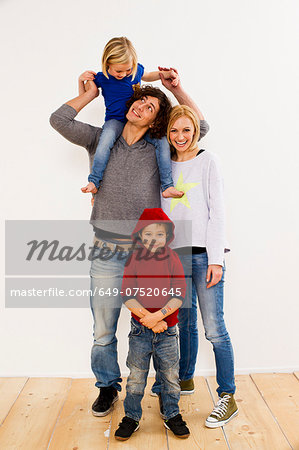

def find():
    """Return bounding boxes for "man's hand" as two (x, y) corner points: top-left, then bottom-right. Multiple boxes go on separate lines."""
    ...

(140, 311), (160, 329)
(84, 80), (99, 99)
(152, 320), (168, 334)
(159, 66), (181, 90)
(79, 70), (96, 83)
(206, 264), (223, 289)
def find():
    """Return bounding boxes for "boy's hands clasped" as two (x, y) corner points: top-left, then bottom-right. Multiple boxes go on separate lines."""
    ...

(140, 313), (170, 334)
(151, 320), (168, 334)
(140, 311), (163, 329)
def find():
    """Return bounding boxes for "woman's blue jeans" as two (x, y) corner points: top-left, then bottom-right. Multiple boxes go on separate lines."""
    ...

(152, 252), (235, 396)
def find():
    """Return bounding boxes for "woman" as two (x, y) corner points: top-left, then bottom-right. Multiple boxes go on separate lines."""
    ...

(159, 77), (238, 428)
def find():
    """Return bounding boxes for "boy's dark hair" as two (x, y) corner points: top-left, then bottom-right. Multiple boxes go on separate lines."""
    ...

(126, 85), (172, 139)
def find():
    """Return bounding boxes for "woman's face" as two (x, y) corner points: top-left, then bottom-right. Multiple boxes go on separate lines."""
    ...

(169, 116), (195, 153)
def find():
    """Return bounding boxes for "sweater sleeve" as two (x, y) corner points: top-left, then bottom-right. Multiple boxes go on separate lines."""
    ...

(199, 120), (210, 140)
(206, 156), (225, 266)
(49, 104), (101, 152)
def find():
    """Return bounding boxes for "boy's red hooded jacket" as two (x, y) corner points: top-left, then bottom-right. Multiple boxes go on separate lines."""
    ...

(121, 208), (186, 326)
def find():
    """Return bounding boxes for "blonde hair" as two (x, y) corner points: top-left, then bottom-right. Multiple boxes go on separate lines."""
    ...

(102, 37), (138, 79)
(167, 105), (200, 154)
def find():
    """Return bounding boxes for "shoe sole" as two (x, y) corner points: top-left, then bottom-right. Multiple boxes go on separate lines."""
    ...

(114, 424), (140, 441)
(153, 389), (194, 397)
(164, 422), (190, 438)
(205, 409), (238, 428)
(180, 389), (195, 395)
(92, 395), (119, 417)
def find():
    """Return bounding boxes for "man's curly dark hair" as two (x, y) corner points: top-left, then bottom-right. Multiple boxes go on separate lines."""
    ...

(126, 85), (172, 139)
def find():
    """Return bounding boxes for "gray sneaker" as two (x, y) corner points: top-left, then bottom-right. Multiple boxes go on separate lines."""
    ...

(180, 378), (195, 395)
(205, 392), (238, 428)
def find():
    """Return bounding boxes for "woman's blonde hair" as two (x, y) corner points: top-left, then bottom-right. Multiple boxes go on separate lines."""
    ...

(102, 37), (138, 79)
(167, 105), (200, 154)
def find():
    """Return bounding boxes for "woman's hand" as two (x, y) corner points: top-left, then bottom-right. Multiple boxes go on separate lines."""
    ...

(152, 320), (168, 334)
(206, 264), (223, 289)
(79, 70), (96, 82)
(140, 312), (160, 329)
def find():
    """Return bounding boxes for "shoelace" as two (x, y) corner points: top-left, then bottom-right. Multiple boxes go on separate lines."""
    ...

(210, 394), (230, 418)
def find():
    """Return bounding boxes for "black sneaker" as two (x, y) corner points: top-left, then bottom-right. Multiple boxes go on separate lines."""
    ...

(164, 414), (190, 438)
(91, 386), (118, 417)
(115, 416), (140, 441)
(158, 393), (166, 419)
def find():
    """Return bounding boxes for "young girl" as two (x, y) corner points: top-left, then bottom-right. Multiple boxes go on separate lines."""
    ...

(79, 37), (184, 199)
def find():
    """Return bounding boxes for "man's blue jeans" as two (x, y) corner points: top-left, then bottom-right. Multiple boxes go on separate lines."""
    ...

(90, 244), (130, 391)
(124, 318), (180, 421)
(152, 252), (235, 396)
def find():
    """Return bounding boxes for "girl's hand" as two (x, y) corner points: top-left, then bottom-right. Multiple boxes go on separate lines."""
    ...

(152, 320), (168, 334)
(206, 265), (223, 289)
(79, 71), (97, 82)
(140, 312), (160, 329)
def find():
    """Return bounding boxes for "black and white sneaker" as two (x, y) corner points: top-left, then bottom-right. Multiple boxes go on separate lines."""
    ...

(164, 414), (190, 438)
(115, 416), (140, 441)
(91, 386), (118, 417)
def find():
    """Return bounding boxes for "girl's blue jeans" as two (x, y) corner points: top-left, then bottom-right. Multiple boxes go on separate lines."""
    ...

(88, 120), (124, 188)
(88, 119), (173, 191)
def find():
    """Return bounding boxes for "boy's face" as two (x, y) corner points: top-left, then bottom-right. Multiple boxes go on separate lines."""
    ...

(140, 223), (167, 253)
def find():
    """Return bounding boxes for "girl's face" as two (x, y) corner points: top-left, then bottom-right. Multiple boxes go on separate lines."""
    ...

(169, 116), (195, 153)
(108, 61), (133, 79)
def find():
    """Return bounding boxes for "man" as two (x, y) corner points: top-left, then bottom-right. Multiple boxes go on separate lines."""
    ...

(50, 75), (209, 416)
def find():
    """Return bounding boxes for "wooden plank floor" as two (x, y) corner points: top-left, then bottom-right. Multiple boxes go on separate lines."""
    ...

(207, 375), (292, 450)
(251, 373), (299, 450)
(0, 374), (298, 449)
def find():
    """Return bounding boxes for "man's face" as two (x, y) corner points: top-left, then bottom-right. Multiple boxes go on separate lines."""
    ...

(126, 95), (160, 128)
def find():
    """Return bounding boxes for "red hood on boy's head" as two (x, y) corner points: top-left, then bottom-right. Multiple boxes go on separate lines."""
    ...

(131, 208), (175, 245)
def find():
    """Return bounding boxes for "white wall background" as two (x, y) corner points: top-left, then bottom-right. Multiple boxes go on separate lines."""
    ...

(1, 0), (299, 378)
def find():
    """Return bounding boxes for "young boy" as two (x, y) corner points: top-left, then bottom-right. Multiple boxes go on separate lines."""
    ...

(114, 208), (190, 441)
